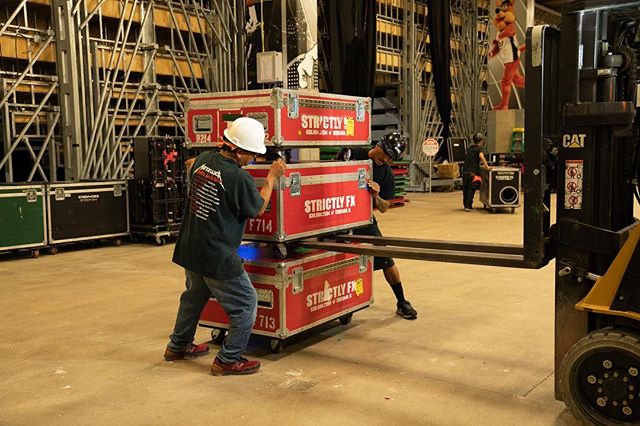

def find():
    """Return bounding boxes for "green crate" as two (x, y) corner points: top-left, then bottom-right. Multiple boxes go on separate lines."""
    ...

(0, 184), (47, 250)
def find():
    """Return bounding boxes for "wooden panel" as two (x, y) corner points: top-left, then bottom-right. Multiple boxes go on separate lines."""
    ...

(0, 35), (56, 62)
(377, 20), (402, 36)
(82, 0), (208, 33)
(95, 47), (203, 78)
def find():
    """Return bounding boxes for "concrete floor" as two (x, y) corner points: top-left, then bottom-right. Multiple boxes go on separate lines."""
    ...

(0, 191), (583, 425)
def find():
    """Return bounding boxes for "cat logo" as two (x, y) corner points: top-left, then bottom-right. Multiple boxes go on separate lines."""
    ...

(562, 133), (586, 148)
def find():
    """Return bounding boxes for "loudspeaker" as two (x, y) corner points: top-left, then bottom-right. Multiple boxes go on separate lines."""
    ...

(479, 167), (521, 211)
(447, 138), (467, 163)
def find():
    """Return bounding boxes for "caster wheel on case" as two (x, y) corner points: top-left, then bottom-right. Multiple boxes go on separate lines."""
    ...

(211, 328), (226, 345)
(30, 249), (40, 258)
(269, 339), (285, 354)
(156, 236), (166, 246)
(510, 208), (515, 214)
(115, 238), (122, 247)
(49, 246), (58, 255)
(274, 243), (288, 259)
(339, 313), (353, 325)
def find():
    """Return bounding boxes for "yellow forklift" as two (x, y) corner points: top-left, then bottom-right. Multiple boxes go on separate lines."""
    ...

(300, 1), (640, 423)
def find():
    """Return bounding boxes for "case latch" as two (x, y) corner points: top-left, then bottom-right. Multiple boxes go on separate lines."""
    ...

(356, 98), (366, 122)
(358, 168), (367, 189)
(25, 189), (37, 203)
(113, 184), (123, 197)
(54, 188), (65, 201)
(359, 255), (369, 273)
(292, 267), (304, 294)
(288, 93), (299, 119)
(290, 172), (302, 196)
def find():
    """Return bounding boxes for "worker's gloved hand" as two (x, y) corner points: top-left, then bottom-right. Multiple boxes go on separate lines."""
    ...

(268, 158), (287, 179)
(366, 179), (380, 197)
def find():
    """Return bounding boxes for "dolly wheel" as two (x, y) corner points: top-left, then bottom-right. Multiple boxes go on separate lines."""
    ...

(274, 243), (288, 259)
(559, 328), (640, 425)
(269, 339), (285, 354)
(155, 236), (166, 246)
(30, 249), (40, 259)
(339, 313), (353, 325)
(49, 246), (58, 255)
(211, 328), (226, 345)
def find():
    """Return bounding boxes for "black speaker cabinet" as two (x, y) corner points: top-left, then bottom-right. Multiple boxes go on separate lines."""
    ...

(447, 137), (467, 163)
(479, 167), (521, 212)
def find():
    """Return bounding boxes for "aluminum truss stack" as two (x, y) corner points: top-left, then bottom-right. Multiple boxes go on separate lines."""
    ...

(449, 0), (490, 139)
(0, 1), (60, 183)
(398, 0), (491, 187)
(0, 0), (245, 183)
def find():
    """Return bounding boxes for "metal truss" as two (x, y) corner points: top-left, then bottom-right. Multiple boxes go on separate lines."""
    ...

(404, 0), (491, 187)
(0, 0), (245, 182)
(0, 1), (60, 182)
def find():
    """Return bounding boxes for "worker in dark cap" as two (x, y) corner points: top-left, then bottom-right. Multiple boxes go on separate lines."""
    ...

(337, 131), (418, 320)
(463, 132), (491, 211)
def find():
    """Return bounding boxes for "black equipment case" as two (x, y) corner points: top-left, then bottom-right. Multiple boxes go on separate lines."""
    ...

(46, 181), (129, 244)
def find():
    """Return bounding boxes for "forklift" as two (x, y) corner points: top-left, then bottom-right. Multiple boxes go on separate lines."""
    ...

(299, 0), (640, 423)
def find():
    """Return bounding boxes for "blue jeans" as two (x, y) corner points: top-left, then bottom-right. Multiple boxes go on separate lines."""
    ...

(167, 269), (257, 364)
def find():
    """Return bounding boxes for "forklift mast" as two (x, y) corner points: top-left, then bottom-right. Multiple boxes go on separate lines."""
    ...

(527, 0), (640, 416)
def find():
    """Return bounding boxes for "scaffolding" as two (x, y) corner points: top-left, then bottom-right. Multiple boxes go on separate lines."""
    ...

(389, 0), (491, 186)
(0, 0), (244, 183)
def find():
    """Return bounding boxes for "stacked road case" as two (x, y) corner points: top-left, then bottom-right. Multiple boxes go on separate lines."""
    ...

(190, 89), (376, 352)
(129, 137), (186, 245)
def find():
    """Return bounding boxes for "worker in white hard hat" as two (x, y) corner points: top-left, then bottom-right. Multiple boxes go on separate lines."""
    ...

(165, 116), (286, 376)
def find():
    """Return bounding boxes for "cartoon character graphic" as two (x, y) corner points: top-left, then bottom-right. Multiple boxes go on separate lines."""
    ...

(489, 0), (525, 110)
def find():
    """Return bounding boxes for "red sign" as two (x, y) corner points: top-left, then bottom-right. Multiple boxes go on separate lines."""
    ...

(422, 138), (439, 156)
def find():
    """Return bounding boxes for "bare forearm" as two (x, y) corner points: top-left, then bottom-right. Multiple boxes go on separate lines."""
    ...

(258, 176), (276, 216)
(376, 195), (390, 213)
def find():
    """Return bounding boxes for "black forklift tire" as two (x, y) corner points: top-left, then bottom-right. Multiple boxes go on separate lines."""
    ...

(339, 313), (353, 325)
(210, 328), (226, 345)
(269, 339), (285, 354)
(559, 327), (640, 425)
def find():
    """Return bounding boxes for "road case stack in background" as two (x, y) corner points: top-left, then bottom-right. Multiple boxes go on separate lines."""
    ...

(188, 89), (376, 352)
(129, 137), (186, 245)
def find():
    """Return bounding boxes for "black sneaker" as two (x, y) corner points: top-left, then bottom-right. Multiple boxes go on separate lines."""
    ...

(396, 300), (418, 319)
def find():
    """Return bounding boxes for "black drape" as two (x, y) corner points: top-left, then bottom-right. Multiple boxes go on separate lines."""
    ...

(426, 0), (452, 142)
(327, 0), (376, 98)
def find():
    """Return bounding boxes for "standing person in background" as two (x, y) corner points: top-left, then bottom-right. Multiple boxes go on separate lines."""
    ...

(338, 132), (418, 320)
(462, 133), (491, 211)
(164, 117), (286, 376)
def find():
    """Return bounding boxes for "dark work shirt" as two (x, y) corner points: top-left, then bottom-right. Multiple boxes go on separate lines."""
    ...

(348, 148), (395, 201)
(173, 151), (263, 280)
(463, 145), (482, 175)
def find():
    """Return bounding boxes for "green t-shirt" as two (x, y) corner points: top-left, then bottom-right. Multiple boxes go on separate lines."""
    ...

(172, 151), (263, 280)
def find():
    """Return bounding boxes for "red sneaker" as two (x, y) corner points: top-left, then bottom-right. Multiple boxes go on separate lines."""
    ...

(211, 357), (261, 376)
(164, 343), (210, 361)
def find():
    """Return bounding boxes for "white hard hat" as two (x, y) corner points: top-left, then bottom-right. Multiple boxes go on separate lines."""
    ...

(223, 117), (267, 155)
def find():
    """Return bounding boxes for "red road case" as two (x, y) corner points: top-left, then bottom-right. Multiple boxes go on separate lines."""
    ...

(185, 89), (371, 148)
(243, 160), (373, 242)
(199, 244), (374, 353)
